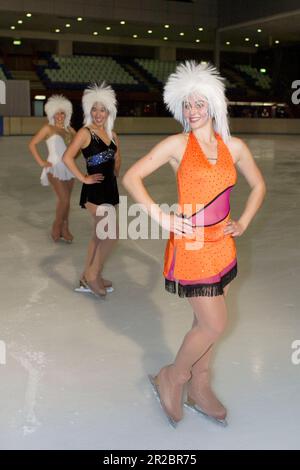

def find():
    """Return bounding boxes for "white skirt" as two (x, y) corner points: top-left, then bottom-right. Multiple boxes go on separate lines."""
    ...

(41, 161), (74, 186)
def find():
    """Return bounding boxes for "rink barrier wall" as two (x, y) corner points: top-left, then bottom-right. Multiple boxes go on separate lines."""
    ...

(2, 116), (300, 135)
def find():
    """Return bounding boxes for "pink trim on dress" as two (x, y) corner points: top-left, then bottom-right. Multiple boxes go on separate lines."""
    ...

(166, 256), (237, 285)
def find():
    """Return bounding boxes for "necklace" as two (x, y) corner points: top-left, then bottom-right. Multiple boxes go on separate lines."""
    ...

(192, 132), (219, 167)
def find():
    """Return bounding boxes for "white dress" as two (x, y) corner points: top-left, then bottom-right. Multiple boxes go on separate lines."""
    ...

(40, 134), (74, 186)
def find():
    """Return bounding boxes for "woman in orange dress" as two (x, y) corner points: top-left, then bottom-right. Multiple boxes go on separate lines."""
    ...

(123, 62), (266, 427)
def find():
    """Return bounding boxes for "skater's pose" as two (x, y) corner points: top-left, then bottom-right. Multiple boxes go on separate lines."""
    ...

(63, 83), (121, 297)
(123, 61), (266, 427)
(28, 95), (76, 242)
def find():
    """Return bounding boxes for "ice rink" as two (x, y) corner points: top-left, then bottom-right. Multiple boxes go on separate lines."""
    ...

(0, 133), (299, 449)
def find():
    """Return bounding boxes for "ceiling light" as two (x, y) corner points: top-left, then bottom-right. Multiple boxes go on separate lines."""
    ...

(133, 34), (138, 38)
(260, 68), (266, 73)
(163, 37), (168, 40)
(13, 40), (21, 45)
(35, 95), (46, 100)
(26, 13), (32, 18)
(17, 20), (23, 24)
(106, 26), (111, 30)
(275, 40), (280, 44)
(77, 17), (83, 21)
(148, 30), (152, 34)
(255, 43), (259, 47)
(196, 39), (200, 43)
(55, 29), (60, 33)
(65, 23), (71, 28)
(198, 27), (203, 31)
(120, 21), (126, 25)
(257, 28), (262, 32)
(93, 31), (98, 35)
(164, 24), (170, 29)
(226, 41), (230, 45)
(10, 26), (15, 30)
(245, 37), (250, 41)
(180, 32), (184, 36)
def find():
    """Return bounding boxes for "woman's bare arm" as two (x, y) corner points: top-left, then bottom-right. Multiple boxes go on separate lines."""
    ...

(63, 128), (104, 184)
(28, 125), (51, 167)
(68, 127), (81, 158)
(122, 134), (193, 234)
(112, 132), (121, 177)
(225, 137), (266, 236)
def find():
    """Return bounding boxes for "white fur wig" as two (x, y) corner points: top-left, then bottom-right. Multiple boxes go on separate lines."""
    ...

(44, 95), (72, 128)
(163, 61), (230, 142)
(82, 83), (117, 139)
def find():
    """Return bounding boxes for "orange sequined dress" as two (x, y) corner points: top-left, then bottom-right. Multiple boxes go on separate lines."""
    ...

(164, 131), (237, 297)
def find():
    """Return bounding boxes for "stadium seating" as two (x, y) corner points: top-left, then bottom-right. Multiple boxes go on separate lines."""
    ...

(41, 55), (138, 88)
(235, 64), (272, 90)
(135, 58), (236, 90)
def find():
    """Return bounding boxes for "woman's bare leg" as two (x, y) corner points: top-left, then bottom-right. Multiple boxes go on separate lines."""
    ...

(48, 175), (72, 241)
(82, 202), (117, 294)
(81, 202), (106, 295)
(187, 284), (231, 419)
(82, 203), (118, 288)
(61, 179), (74, 241)
(82, 234), (98, 277)
(93, 223), (118, 286)
(80, 224), (113, 287)
(189, 285), (230, 375)
(155, 294), (228, 423)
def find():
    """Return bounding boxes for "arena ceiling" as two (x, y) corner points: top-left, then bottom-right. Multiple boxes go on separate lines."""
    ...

(0, 7), (299, 50)
(0, 11), (215, 46)
(219, 9), (300, 48)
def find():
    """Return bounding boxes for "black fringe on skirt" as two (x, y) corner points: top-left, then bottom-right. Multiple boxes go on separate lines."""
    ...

(165, 263), (237, 298)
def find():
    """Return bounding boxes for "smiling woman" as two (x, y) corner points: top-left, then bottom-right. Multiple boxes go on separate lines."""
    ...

(122, 60), (266, 428)
(28, 94), (76, 242)
(63, 83), (121, 298)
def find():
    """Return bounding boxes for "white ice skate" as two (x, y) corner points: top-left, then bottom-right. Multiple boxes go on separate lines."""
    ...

(75, 279), (114, 294)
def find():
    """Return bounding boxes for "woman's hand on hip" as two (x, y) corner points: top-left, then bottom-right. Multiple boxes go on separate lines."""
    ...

(84, 174), (104, 184)
(161, 213), (194, 236)
(41, 161), (53, 168)
(224, 220), (245, 237)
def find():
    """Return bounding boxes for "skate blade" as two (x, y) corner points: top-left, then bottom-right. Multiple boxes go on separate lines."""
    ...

(184, 402), (228, 427)
(59, 237), (73, 244)
(148, 374), (177, 429)
(74, 286), (114, 294)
